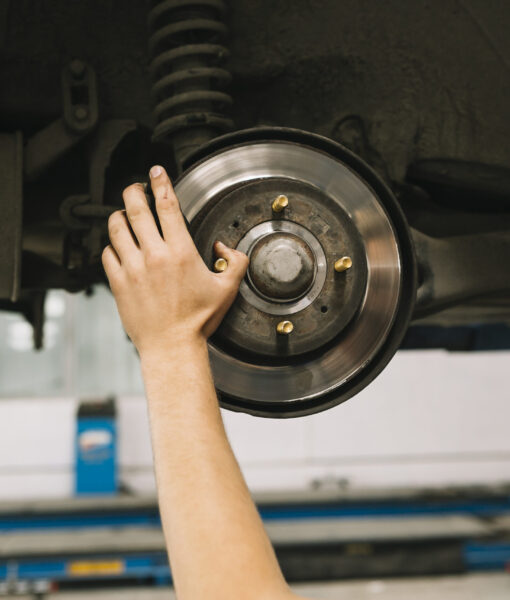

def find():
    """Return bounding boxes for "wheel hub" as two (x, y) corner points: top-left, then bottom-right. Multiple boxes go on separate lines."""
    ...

(248, 231), (315, 301)
(192, 177), (367, 358)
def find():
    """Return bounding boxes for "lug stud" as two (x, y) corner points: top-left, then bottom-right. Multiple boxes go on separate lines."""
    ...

(334, 256), (352, 272)
(272, 194), (289, 213)
(276, 320), (294, 335)
(214, 257), (228, 272)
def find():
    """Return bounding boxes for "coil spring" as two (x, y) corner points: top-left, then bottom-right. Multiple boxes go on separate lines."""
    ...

(147, 0), (233, 157)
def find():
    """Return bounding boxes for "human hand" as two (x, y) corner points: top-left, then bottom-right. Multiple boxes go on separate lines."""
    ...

(102, 165), (249, 358)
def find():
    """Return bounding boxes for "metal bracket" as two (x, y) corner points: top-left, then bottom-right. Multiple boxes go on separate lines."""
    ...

(412, 228), (510, 318)
(62, 59), (99, 135)
(59, 195), (92, 231)
(24, 60), (98, 181)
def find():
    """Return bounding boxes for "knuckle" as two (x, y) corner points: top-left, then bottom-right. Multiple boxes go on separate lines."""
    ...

(230, 250), (249, 271)
(157, 189), (179, 213)
(238, 251), (250, 267)
(127, 205), (144, 220)
(145, 246), (168, 267)
(101, 246), (111, 261)
(124, 185), (149, 218)
(109, 273), (124, 291)
(125, 260), (143, 280)
(108, 210), (123, 230)
(123, 182), (144, 198)
(172, 249), (188, 268)
(109, 224), (121, 238)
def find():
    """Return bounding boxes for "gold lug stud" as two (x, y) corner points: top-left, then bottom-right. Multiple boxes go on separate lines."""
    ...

(214, 257), (228, 273)
(276, 320), (294, 335)
(272, 194), (289, 213)
(334, 256), (352, 272)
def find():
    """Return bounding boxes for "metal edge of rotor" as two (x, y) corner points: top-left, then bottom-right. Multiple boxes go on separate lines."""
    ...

(179, 127), (418, 418)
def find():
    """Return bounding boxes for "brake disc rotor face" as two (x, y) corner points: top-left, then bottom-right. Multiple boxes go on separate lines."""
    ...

(175, 138), (406, 417)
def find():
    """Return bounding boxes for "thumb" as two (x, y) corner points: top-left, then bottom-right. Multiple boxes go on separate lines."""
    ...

(213, 241), (249, 285)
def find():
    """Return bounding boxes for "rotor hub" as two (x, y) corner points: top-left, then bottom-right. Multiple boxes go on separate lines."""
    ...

(248, 231), (315, 301)
(192, 178), (367, 358)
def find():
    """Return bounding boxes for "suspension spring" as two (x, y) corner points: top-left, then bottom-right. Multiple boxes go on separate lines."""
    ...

(147, 0), (234, 167)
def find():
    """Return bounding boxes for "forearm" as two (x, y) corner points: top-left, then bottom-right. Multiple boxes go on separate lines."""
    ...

(105, 168), (307, 600)
(141, 340), (292, 600)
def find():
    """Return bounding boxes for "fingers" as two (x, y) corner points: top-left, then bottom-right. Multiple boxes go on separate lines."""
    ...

(149, 165), (190, 246)
(213, 241), (249, 285)
(201, 242), (249, 336)
(108, 210), (139, 263)
(102, 244), (122, 288)
(123, 183), (161, 249)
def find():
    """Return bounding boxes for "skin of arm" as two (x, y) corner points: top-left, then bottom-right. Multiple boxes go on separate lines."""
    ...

(102, 166), (310, 600)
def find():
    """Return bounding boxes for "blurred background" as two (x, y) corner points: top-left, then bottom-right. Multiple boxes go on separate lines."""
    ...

(0, 289), (509, 598)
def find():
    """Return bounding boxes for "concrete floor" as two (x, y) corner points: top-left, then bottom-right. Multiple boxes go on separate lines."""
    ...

(6, 573), (510, 599)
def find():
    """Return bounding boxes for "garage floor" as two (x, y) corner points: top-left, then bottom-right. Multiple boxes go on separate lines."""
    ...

(6, 573), (510, 600)
(294, 574), (510, 599)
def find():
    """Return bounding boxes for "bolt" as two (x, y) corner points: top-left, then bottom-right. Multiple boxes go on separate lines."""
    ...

(74, 106), (89, 121)
(276, 320), (294, 335)
(214, 257), (228, 273)
(272, 194), (289, 213)
(334, 256), (352, 272)
(69, 59), (86, 78)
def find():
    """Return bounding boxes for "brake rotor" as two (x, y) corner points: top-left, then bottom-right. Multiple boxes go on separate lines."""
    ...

(175, 128), (416, 417)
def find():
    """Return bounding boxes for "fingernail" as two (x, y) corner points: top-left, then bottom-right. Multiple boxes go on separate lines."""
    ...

(215, 240), (226, 249)
(150, 165), (163, 178)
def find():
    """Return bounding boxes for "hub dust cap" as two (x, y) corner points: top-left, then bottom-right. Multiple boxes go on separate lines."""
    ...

(249, 231), (315, 301)
(175, 130), (416, 417)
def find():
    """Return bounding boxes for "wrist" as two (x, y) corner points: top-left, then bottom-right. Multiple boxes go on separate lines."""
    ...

(140, 335), (217, 413)
(139, 333), (208, 367)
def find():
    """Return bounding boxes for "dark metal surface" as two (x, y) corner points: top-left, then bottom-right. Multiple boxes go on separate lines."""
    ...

(412, 229), (510, 318)
(61, 60), (98, 135)
(24, 61), (98, 182)
(408, 160), (510, 212)
(0, 3), (507, 331)
(24, 119), (88, 184)
(0, 132), (23, 302)
(396, 182), (510, 321)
